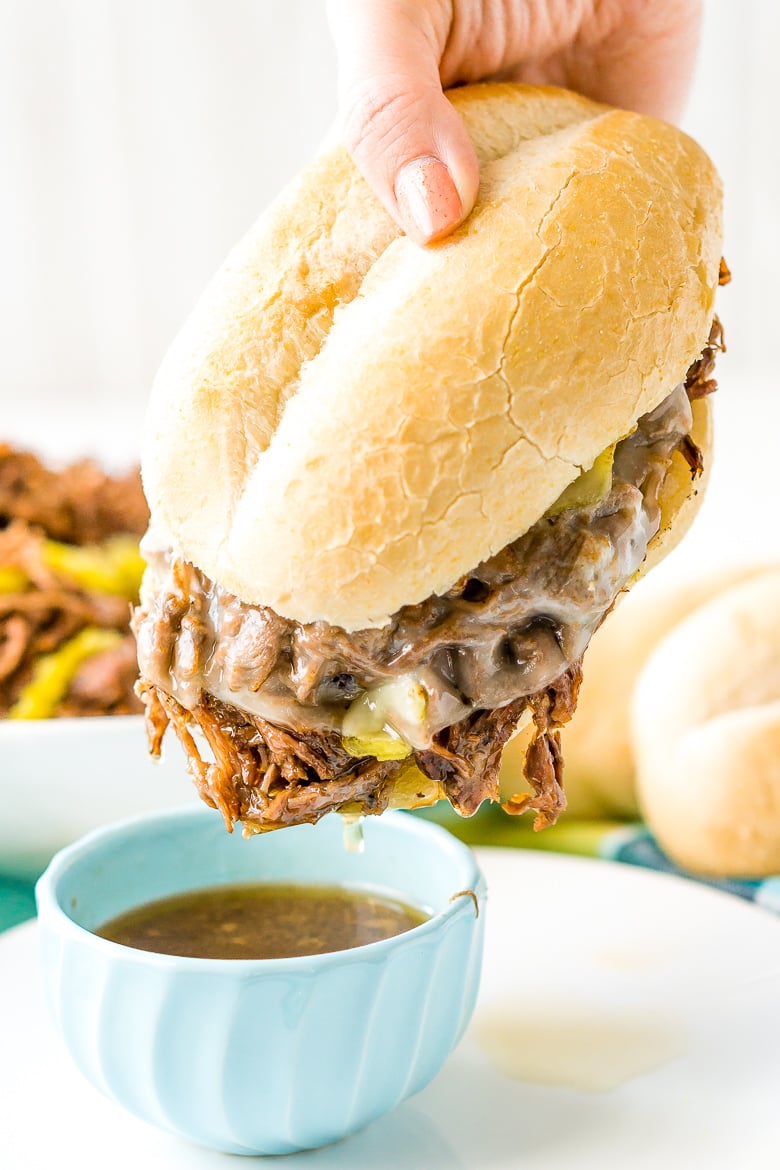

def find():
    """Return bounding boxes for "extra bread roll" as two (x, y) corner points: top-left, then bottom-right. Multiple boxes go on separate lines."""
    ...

(632, 570), (780, 876)
(142, 83), (721, 631)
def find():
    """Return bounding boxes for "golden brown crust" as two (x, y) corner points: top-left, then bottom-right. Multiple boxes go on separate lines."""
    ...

(142, 83), (722, 629)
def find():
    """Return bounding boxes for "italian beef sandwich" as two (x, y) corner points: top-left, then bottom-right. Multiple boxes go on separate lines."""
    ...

(133, 83), (725, 833)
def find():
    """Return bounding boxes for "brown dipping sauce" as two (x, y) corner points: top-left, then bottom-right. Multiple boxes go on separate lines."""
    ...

(96, 883), (430, 960)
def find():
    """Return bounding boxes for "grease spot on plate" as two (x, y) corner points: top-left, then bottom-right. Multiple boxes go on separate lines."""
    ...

(474, 1004), (685, 1092)
(591, 946), (665, 974)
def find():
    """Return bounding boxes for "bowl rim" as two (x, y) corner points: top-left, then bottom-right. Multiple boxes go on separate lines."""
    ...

(35, 807), (485, 974)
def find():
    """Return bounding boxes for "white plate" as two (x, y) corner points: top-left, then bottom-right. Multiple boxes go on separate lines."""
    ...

(2, 849), (779, 1170)
(0, 717), (197, 876)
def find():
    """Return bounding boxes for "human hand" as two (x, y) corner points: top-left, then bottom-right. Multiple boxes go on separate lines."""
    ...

(327, 0), (702, 244)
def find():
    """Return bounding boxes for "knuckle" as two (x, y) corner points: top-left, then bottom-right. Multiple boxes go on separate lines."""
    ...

(341, 80), (425, 162)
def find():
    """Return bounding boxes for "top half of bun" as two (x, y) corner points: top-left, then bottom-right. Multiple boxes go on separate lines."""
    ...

(142, 83), (723, 631)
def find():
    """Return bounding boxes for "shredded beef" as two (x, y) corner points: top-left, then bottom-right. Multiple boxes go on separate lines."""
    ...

(135, 325), (720, 832)
(140, 673), (574, 834)
(142, 682), (401, 831)
(419, 658), (581, 830)
(0, 444), (148, 544)
(685, 318), (725, 403)
(501, 658), (582, 828)
(0, 446), (147, 717)
(0, 522), (142, 715)
(58, 638), (142, 717)
(418, 699), (527, 816)
(678, 434), (705, 477)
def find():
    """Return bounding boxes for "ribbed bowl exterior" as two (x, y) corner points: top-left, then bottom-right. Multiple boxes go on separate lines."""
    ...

(36, 809), (485, 1155)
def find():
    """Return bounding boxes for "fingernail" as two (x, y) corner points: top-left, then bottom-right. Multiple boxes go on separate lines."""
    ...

(394, 156), (463, 244)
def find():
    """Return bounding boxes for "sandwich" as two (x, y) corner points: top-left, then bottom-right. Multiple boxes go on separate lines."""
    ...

(132, 83), (725, 833)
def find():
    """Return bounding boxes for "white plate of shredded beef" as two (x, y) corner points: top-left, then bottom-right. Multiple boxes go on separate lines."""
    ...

(1, 848), (779, 1169)
(0, 444), (196, 874)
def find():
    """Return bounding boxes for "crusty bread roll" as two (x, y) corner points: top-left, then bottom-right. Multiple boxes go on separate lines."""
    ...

(500, 565), (769, 819)
(142, 83), (721, 631)
(632, 570), (780, 876)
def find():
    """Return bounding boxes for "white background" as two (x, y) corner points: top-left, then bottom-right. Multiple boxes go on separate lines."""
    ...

(1, 1), (778, 575)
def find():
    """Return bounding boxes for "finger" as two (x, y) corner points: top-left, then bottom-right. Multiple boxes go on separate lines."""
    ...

(327, 0), (480, 244)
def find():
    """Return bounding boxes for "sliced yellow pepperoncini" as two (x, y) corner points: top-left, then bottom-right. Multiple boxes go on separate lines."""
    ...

(9, 627), (125, 719)
(343, 731), (413, 761)
(40, 535), (145, 599)
(0, 567), (29, 593)
(545, 443), (616, 519)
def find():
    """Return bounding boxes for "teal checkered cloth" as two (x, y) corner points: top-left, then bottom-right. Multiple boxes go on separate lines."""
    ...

(599, 825), (780, 914)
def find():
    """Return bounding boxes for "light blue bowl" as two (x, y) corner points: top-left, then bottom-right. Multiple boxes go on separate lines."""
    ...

(35, 807), (485, 1155)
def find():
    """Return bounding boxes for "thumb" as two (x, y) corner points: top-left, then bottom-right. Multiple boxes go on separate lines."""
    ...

(327, 0), (480, 244)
